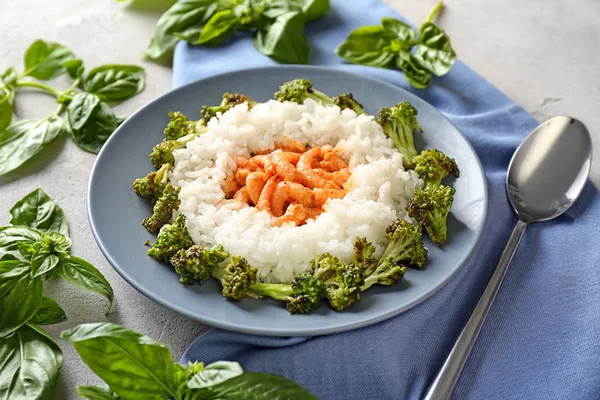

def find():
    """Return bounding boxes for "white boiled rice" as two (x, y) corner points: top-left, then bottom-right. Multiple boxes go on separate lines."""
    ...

(170, 99), (421, 283)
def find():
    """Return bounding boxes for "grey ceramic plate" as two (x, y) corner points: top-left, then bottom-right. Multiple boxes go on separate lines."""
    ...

(88, 66), (488, 337)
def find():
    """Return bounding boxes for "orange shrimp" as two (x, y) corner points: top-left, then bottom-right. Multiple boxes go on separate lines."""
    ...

(233, 187), (251, 204)
(235, 156), (260, 171)
(271, 203), (306, 227)
(314, 168), (351, 188)
(317, 152), (348, 171)
(296, 146), (321, 169)
(303, 207), (322, 221)
(272, 156), (305, 183)
(222, 174), (239, 198)
(300, 170), (338, 189)
(273, 152), (301, 165)
(271, 181), (315, 217)
(297, 147), (339, 189)
(256, 176), (278, 212)
(246, 171), (266, 205)
(250, 155), (277, 179)
(276, 137), (308, 153)
(313, 187), (347, 207)
(234, 168), (251, 186)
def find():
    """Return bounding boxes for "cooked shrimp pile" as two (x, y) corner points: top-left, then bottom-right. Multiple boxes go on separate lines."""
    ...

(222, 139), (351, 227)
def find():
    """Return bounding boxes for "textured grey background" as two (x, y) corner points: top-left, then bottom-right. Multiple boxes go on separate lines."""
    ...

(0, 0), (598, 398)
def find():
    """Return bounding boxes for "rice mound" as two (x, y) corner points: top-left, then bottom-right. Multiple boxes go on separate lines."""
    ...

(170, 100), (421, 283)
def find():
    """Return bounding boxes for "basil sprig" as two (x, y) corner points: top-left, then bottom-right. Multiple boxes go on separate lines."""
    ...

(62, 322), (317, 400)
(141, 0), (330, 64)
(0, 189), (114, 400)
(0, 39), (145, 176)
(336, 1), (456, 88)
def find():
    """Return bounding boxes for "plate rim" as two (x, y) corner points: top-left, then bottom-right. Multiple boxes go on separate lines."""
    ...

(87, 65), (489, 337)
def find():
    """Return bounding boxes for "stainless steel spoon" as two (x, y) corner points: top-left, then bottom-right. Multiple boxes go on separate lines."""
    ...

(424, 116), (593, 400)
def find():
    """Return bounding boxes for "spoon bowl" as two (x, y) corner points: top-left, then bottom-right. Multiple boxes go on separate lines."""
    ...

(425, 116), (593, 400)
(507, 116), (592, 222)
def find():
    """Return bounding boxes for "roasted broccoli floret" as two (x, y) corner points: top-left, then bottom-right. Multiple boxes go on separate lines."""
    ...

(414, 149), (459, 187)
(133, 163), (170, 199)
(362, 263), (407, 292)
(148, 214), (193, 262)
(274, 79), (334, 106)
(249, 274), (326, 314)
(309, 253), (364, 311)
(377, 102), (423, 169)
(211, 256), (258, 300)
(352, 237), (378, 277)
(170, 244), (229, 285)
(407, 184), (455, 246)
(164, 111), (200, 140)
(142, 184), (181, 234)
(380, 220), (428, 269)
(149, 129), (208, 169)
(201, 92), (257, 123)
(352, 230), (418, 292)
(333, 93), (367, 115)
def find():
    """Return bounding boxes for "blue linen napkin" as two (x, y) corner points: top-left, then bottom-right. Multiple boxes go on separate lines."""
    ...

(173, 1), (600, 399)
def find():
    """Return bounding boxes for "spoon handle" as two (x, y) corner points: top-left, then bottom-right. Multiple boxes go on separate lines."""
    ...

(423, 219), (528, 400)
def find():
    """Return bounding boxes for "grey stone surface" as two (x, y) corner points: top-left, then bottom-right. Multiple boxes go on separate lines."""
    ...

(0, 0), (598, 398)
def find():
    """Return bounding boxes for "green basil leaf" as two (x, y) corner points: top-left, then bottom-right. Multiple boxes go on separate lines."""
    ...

(9, 188), (69, 235)
(30, 296), (67, 325)
(16, 241), (36, 260)
(68, 94), (118, 154)
(0, 261), (29, 298)
(0, 273), (42, 337)
(0, 324), (62, 399)
(254, 12), (309, 64)
(188, 361), (243, 389)
(0, 226), (42, 252)
(62, 58), (85, 79)
(1, 67), (18, 86)
(67, 92), (101, 131)
(83, 65), (145, 102)
(77, 385), (122, 400)
(195, 372), (317, 400)
(412, 22), (456, 76)
(0, 255), (21, 263)
(32, 253), (60, 277)
(185, 9), (238, 46)
(23, 39), (75, 80)
(381, 17), (417, 46)
(56, 256), (113, 314)
(173, 361), (205, 392)
(396, 51), (432, 89)
(41, 232), (72, 254)
(145, 0), (220, 61)
(296, 0), (329, 22)
(335, 25), (396, 68)
(61, 322), (177, 400)
(260, 0), (294, 19)
(264, 0), (329, 22)
(173, 27), (204, 43)
(0, 116), (68, 176)
(0, 87), (13, 132)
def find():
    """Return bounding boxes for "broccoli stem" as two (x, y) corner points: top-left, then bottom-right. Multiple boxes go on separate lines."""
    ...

(210, 264), (225, 282)
(425, 1), (443, 23)
(427, 209), (448, 245)
(309, 91), (334, 105)
(380, 239), (410, 262)
(249, 283), (293, 301)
